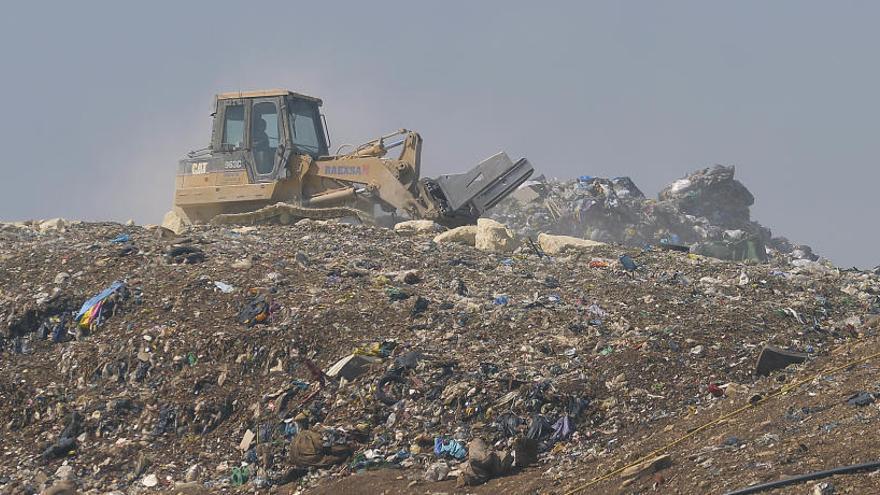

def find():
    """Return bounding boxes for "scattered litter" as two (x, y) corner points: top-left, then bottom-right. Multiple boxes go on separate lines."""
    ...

(213, 281), (235, 293)
(755, 346), (808, 376)
(0, 206), (876, 493)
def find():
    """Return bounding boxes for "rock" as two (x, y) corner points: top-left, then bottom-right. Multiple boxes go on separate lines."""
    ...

(125, 219), (136, 227)
(536, 233), (604, 255)
(475, 218), (517, 252)
(41, 480), (76, 495)
(184, 464), (202, 482)
(161, 210), (188, 235)
(755, 346), (808, 376)
(433, 225), (477, 246)
(393, 220), (444, 234)
(424, 461), (451, 481)
(231, 258), (253, 270)
(54, 272), (70, 284)
(53, 464), (74, 480)
(141, 473), (158, 487)
(39, 218), (66, 233)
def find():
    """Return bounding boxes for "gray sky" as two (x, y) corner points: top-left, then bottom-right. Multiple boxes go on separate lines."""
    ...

(1, 1), (877, 268)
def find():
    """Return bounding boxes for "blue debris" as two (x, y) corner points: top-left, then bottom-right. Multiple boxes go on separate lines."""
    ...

(433, 438), (467, 460)
(493, 295), (510, 306)
(51, 322), (67, 343)
(109, 233), (131, 244)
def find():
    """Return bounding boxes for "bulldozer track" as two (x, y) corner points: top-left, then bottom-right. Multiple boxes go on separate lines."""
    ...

(208, 202), (367, 226)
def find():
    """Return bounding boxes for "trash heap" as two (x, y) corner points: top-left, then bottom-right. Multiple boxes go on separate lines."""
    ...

(489, 165), (818, 264)
(0, 215), (878, 494)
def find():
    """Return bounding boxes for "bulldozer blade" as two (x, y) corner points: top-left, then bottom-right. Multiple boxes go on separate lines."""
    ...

(432, 152), (534, 218)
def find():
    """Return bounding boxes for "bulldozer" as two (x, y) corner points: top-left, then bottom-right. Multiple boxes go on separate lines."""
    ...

(165, 89), (533, 230)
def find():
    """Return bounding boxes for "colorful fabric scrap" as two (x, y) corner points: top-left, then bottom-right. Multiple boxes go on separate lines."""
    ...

(75, 281), (126, 330)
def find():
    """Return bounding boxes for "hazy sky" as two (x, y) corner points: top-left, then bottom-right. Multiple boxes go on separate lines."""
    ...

(0, 2), (877, 268)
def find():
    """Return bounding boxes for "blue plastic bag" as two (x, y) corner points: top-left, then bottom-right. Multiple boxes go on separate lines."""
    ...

(433, 438), (467, 460)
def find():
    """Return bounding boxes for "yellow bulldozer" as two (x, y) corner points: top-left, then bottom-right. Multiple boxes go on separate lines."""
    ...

(164, 89), (532, 230)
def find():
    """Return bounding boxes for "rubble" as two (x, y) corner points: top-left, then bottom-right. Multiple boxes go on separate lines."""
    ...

(474, 218), (517, 252)
(392, 220), (443, 234)
(537, 233), (605, 256)
(0, 217), (878, 494)
(432, 225), (477, 245)
(161, 210), (187, 235)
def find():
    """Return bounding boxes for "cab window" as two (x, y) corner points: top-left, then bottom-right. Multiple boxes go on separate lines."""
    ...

(252, 101), (280, 174)
(288, 99), (323, 156)
(221, 104), (245, 150)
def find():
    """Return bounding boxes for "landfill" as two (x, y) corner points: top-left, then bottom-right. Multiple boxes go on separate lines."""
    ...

(1, 173), (879, 494)
(490, 165), (819, 264)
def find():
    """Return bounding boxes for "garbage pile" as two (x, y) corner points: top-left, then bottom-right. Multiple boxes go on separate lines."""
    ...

(0, 217), (878, 494)
(490, 165), (818, 264)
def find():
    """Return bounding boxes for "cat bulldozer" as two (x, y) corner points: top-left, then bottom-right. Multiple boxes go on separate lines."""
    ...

(165, 89), (533, 230)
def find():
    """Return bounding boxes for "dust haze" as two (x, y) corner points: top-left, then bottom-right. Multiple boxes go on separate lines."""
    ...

(0, 1), (877, 267)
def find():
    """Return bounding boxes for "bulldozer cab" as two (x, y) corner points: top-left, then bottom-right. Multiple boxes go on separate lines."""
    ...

(209, 90), (328, 182)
